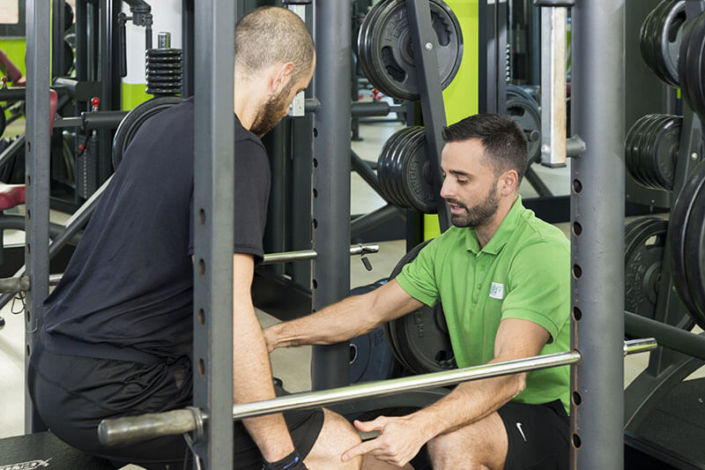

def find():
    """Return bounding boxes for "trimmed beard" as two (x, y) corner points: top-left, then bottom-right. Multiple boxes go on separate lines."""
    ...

(448, 181), (499, 228)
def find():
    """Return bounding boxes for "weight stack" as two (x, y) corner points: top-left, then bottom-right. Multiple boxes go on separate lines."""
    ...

(145, 46), (183, 96)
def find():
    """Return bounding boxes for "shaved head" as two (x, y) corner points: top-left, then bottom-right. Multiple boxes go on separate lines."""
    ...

(235, 6), (315, 83)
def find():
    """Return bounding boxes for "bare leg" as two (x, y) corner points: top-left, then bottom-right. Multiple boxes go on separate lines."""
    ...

(362, 454), (414, 469)
(427, 412), (508, 470)
(304, 409), (362, 470)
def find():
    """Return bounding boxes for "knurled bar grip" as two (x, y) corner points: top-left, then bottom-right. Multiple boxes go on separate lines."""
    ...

(97, 339), (656, 447)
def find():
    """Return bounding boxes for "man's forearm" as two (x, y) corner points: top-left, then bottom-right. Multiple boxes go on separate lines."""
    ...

(410, 370), (526, 440)
(266, 294), (379, 349)
(234, 300), (295, 462)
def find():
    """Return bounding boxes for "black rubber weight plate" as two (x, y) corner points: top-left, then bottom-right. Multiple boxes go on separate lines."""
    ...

(112, 96), (184, 169)
(348, 280), (401, 384)
(385, 239), (456, 374)
(624, 217), (668, 320)
(362, 0), (463, 101)
(669, 160), (705, 320)
(683, 180), (705, 330)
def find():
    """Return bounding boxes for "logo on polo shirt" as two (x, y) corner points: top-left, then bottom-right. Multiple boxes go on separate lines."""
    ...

(489, 282), (504, 300)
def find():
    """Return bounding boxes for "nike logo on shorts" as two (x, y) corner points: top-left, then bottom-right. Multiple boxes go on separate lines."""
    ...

(516, 422), (527, 442)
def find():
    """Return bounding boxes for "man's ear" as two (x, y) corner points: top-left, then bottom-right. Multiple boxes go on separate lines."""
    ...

(499, 169), (519, 195)
(269, 61), (295, 94)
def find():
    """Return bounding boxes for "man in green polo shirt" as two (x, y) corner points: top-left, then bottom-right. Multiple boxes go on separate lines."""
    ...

(264, 113), (570, 470)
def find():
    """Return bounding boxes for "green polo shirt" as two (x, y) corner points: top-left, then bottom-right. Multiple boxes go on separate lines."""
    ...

(396, 196), (570, 413)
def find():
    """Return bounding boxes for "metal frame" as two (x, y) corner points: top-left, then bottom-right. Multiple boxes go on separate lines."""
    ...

(478, 0), (508, 114)
(405, 0), (451, 231)
(191, 0), (235, 467)
(570, 0), (625, 466)
(311, 0), (352, 389)
(24, 0), (52, 434)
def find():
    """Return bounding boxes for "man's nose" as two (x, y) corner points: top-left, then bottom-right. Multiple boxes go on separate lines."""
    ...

(439, 178), (452, 199)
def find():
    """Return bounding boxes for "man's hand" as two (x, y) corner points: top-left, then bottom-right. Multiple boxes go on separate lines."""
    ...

(263, 325), (277, 353)
(341, 415), (428, 467)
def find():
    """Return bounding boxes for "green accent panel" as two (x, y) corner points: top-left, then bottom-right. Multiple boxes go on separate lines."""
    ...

(121, 83), (150, 111)
(0, 38), (27, 78)
(442, 0), (479, 125)
(424, 0), (479, 241)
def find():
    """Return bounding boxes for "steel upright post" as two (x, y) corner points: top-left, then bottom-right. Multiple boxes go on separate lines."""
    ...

(311, 0), (352, 389)
(25, 0), (51, 433)
(192, 1), (235, 468)
(570, 0), (625, 468)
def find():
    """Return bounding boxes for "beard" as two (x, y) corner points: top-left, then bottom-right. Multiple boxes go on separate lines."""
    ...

(249, 83), (293, 137)
(447, 183), (499, 228)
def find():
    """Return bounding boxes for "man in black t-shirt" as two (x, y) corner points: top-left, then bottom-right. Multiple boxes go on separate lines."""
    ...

(28, 7), (363, 470)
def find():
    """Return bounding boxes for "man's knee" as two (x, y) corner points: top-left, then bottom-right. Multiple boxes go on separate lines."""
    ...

(304, 409), (361, 470)
(427, 414), (507, 470)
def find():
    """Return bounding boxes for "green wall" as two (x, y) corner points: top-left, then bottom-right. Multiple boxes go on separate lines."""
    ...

(121, 83), (151, 111)
(0, 38), (27, 80)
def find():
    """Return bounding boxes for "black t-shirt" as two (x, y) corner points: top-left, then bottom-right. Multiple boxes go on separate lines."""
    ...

(41, 99), (270, 363)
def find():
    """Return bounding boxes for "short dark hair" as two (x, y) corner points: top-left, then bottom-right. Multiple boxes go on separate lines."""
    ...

(235, 6), (315, 83)
(442, 114), (528, 183)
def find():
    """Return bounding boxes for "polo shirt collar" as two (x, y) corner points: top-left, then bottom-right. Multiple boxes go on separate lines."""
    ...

(464, 196), (524, 255)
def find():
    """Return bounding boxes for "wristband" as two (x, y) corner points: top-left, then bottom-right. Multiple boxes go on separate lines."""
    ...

(262, 450), (307, 470)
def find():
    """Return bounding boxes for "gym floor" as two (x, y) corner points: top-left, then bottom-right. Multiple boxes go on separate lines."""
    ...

(0, 118), (672, 468)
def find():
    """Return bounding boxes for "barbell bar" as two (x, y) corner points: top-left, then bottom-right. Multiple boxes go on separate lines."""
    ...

(0, 245), (380, 293)
(97, 338), (657, 447)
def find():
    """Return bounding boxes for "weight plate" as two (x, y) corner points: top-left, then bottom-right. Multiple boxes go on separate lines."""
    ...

(652, 115), (680, 190)
(669, 160), (705, 320)
(64, 2), (74, 31)
(694, 17), (705, 120)
(640, 3), (663, 84)
(630, 115), (655, 188)
(358, 1), (390, 98)
(378, 127), (411, 207)
(505, 96), (541, 165)
(389, 302), (457, 374)
(506, 84), (534, 102)
(679, 14), (705, 120)
(683, 175), (705, 329)
(348, 280), (402, 384)
(678, 17), (695, 115)
(401, 127), (437, 213)
(385, 239), (456, 374)
(145, 87), (183, 95)
(112, 96), (184, 169)
(145, 62), (182, 70)
(659, 0), (686, 87)
(362, 0), (463, 101)
(624, 217), (668, 320)
(62, 39), (74, 76)
(642, 114), (672, 189)
(390, 127), (418, 209)
(146, 48), (183, 57)
(627, 114), (659, 189)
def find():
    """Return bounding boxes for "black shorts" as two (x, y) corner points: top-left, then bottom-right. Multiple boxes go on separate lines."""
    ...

(409, 399), (569, 470)
(28, 342), (324, 470)
(497, 399), (569, 470)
